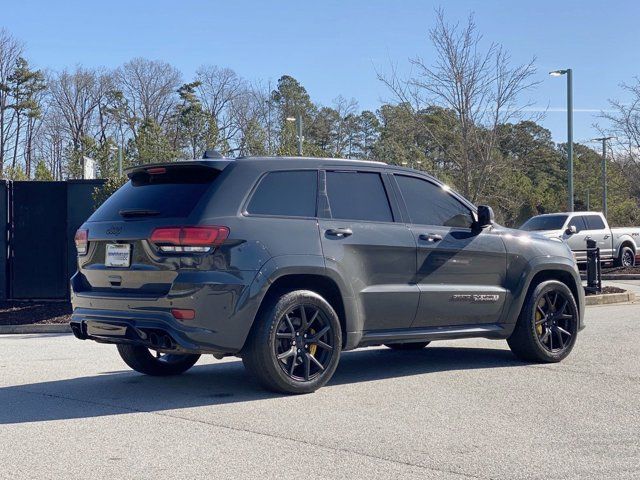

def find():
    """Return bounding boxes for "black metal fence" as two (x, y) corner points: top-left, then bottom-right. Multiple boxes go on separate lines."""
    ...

(1, 180), (103, 300)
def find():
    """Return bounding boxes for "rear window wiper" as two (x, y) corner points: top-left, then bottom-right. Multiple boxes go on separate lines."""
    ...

(118, 208), (161, 218)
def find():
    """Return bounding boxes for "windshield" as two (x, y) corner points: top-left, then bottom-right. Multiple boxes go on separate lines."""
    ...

(520, 215), (568, 231)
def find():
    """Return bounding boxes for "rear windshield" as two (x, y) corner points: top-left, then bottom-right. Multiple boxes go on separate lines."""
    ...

(520, 215), (568, 231)
(89, 166), (219, 222)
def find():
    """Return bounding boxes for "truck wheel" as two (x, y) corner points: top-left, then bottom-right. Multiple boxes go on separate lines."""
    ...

(117, 344), (200, 376)
(242, 290), (342, 394)
(507, 280), (578, 363)
(385, 342), (430, 350)
(617, 246), (635, 268)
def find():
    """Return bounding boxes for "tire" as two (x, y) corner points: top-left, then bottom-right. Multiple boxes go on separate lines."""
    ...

(507, 280), (579, 363)
(242, 290), (342, 394)
(385, 342), (430, 350)
(117, 344), (200, 376)
(616, 246), (635, 268)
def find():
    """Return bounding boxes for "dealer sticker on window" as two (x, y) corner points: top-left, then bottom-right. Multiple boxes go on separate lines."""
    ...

(105, 244), (131, 267)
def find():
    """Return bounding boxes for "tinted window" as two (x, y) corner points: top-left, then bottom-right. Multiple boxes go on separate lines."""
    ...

(395, 175), (472, 228)
(90, 166), (218, 221)
(520, 214), (568, 231)
(326, 171), (392, 222)
(569, 216), (587, 232)
(584, 215), (606, 230)
(247, 170), (317, 217)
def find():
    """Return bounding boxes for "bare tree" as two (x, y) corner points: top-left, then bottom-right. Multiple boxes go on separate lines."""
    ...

(0, 29), (24, 175)
(600, 78), (640, 187)
(114, 58), (181, 138)
(195, 66), (246, 149)
(48, 67), (107, 150)
(378, 10), (538, 202)
(331, 95), (359, 156)
(35, 109), (66, 180)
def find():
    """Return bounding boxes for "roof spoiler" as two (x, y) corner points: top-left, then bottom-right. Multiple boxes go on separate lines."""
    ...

(125, 159), (233, 178)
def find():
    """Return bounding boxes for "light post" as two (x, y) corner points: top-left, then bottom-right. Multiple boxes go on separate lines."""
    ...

(550, 68), (574, 211)
(592, 136), (615, 219)
(109, 145), (123, 178)
(586, 188), (590, 211)
(286, 114), (303, 156)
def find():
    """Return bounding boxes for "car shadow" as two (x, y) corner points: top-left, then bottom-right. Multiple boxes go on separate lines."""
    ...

(1, 346), (525, 425)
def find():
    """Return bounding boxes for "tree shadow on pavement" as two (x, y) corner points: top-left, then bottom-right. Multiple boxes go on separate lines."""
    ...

(1, 345), (525, 425)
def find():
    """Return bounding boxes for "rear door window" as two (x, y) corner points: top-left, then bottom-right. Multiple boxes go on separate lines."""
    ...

(584, 215), (606, 230)
(326, 171), (393, 222)
(247, 170), (318, 217)
(89, 166), (219, 222)
(569, 216), (588, 232)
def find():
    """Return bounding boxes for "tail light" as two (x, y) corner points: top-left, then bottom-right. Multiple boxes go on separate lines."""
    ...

(171, 308), (195, 320)
(150, 226), (229, 253)
(75, 229), (88, 255)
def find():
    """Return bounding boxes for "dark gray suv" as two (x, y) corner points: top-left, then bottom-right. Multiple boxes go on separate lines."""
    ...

(71, 156), (585, 394)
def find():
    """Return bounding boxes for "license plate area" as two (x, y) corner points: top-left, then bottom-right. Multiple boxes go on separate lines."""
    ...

(105, 243), (131, 267)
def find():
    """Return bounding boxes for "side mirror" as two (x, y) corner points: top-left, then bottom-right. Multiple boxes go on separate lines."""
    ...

(476, 205), (495, 228)
(565, 225), (577, 235)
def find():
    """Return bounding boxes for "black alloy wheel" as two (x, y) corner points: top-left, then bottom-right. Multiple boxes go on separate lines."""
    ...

(274, 304), (335, 382)
(533, 290), (577, 354)
(242, 290), (342, 394)
(507, 280), (579, 363)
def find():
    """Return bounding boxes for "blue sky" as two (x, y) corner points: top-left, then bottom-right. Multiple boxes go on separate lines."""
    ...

(3, 0), (640, 143)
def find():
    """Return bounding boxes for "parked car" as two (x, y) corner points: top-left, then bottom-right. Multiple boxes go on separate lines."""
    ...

(520, 211), (640, 267)
(70, 156), (585, 394)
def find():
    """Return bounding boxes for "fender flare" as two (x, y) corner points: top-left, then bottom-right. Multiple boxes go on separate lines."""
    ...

(615, 236), (637, 258)
(234, 255), (359, 350)
(502, 255), (584, 332)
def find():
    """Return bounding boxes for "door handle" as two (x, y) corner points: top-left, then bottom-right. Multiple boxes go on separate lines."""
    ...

(585, 235), (592, 240)
(419, 233), (443, 243)
(326, 228), (353, 238)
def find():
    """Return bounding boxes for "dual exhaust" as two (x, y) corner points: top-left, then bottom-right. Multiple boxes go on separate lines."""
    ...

(69, 320), (177, 350)
(147, 331), (174, 350)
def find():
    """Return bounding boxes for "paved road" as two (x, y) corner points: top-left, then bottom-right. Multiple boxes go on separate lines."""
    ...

(1, 302), (639, 479)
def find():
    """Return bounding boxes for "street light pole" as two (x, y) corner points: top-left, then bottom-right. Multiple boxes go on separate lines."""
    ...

(110, 145), (123, 177)
(567, 69), (573, 212)
(296, 114), (303, 156)
(592, 136), (615, 219)
(550, 68), (574, 211)
(586, 188), (590, 210)
(286, 114), (303, 156)
(118, 146), (123, 177)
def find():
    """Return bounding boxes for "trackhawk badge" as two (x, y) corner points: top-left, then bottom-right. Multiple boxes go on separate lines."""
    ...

(450, 294), (500, 303)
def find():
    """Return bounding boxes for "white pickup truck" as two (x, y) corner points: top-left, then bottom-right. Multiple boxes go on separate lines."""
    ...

(520, 211), (640, 267)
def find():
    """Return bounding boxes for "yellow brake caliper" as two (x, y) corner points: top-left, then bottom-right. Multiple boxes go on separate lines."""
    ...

(535, 300), (544, 335)
(309, 328), (318, 356)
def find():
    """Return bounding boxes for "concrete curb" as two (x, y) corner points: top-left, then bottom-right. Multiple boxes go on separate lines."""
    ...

(601, 274), (640, 280)
(581, 274), (640, 281)
(0, 323), (71, 334)
(585, 291), (636, 306)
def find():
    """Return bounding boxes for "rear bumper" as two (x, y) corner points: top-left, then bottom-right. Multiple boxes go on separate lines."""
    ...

(70, 268), (261, 354)
(70, 308), (232, 354)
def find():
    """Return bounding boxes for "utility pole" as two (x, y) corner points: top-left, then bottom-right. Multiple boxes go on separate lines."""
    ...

(592, 136), (615, 219)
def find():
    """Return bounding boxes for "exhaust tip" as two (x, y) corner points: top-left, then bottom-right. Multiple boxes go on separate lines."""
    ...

(148, 332), (160, 347)
(161, 335), (173, 349)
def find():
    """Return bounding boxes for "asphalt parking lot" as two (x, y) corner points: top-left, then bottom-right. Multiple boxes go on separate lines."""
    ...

(1, 301), (639, 480)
